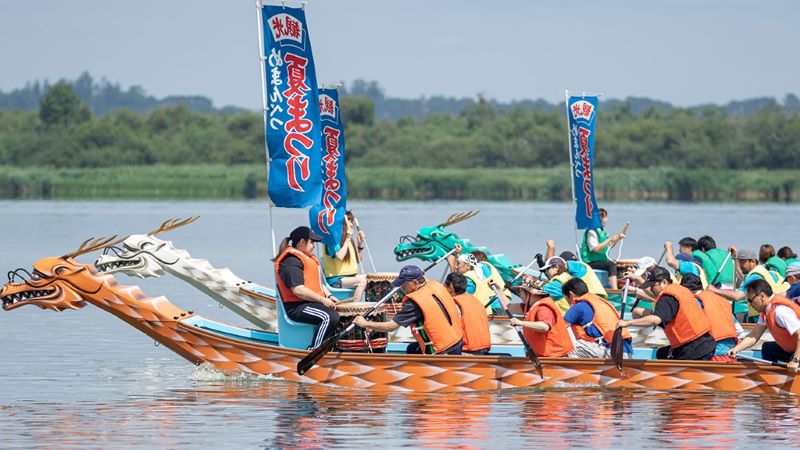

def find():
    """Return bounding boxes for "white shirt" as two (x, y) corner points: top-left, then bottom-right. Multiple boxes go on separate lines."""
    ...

(758, 302), (800, 337)
(587, 230), (600, 249)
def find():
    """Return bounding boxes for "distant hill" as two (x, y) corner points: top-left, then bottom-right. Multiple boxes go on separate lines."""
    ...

(1, 73), (797, 120)
(0, 72), (248, 116)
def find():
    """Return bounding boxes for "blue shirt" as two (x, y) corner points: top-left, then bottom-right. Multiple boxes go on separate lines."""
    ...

(738, 271), (780, 293)
(787, 282), (800, 300)
(543, 261), (587, 300)
(677, 259), (701, 277)
(563, 301), (633, 353)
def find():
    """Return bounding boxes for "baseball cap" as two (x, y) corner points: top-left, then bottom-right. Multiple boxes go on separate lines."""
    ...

(639, 266), (671, 289)
(391, 265), (425, 287)
(559, 251), (578, 261)
(540, 256), (567, 271)
(289, 226), (322, 243)
(786, 262), (800, 277)
(633, 256), (656, 277)
(735, 248), (758, 260)
(509, 276), (546, 297)
(457, 253), (478, 268)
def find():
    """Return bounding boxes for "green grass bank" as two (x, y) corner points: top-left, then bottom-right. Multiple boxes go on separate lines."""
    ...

(1, 165), (798, 202)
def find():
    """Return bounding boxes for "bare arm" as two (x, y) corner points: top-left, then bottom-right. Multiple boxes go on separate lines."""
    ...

(664, 242), (680, 270)
(618, 314), (662, 328)
(710, 286), (745, 302)
(545, 240), (556, 260)
(728, 324), (767, 355)
(510, 317), (551, 333)
(353, 316), (400, 332)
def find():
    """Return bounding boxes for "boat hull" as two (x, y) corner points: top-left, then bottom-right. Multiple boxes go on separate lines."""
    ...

(181, 316), (799, 395)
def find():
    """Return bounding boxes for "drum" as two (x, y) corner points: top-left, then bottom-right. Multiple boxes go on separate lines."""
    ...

(365, 272), (405, 307)
(334, 302), (389, 352)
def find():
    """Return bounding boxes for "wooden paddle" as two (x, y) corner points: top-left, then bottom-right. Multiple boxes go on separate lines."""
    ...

(489, 282), (543, 377)
(296, 248), (457, 376)
(610, 279), (631, 371)
(709, 251), (733, 287)
(735, 354), (789, 368)
(614, 222), (630, 262)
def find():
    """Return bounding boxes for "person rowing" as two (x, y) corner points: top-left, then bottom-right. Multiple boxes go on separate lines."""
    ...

(561, 278), (631, 358)
(680, 273), (743, 360)
(444, 273), (491, 355)
(728, 278), (800, 373)
(664, 239), (708, 289)
(446, 244), (506, 314)
(321, 211), (367, 301)
(509, 276), (576, 358)
(353, 265), (463, 355)
(760, 243), (787, 278)
(710, 247), (790, 322)
(778, 246), (799, 266)
(786, 263), (800, 301)
(616, 267), (716, 360)
(544, 240), (609, 298)
(274, 226), (340, 349)
(580, 208), (624, 289)
(694, 235), (735, 289)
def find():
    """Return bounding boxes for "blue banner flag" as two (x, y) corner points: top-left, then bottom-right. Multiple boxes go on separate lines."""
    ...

(260, 4), (322, 207)
(309, 88), (347, 250)
(566, 95), (602, 230)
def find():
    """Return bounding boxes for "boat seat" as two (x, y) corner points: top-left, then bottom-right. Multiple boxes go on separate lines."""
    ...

(322, 274), (356, 301)
(276, 295), (316, 350)
(593, 269), (610, 288)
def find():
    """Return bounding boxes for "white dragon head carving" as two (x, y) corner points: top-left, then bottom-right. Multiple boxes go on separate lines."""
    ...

(95, 233), (179, 278)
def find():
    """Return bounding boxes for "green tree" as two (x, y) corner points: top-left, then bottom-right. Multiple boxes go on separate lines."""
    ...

(342, 96), (375, 126)
(38, 83), (90, 127)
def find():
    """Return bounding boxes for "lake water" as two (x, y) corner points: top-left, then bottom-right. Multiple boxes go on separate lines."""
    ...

(2, 200), (800, 448)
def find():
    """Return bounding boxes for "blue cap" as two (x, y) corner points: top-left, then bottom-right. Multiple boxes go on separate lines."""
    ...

(391, 265), (425, 288)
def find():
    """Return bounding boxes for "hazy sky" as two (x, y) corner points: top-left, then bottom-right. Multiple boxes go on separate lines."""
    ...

(1, 1), (797, 109)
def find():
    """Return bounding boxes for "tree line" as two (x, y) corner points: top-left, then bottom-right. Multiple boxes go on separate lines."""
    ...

(0, 82), (798, 171)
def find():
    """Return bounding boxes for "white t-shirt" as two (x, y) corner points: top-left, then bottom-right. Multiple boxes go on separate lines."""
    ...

(758, 302), (800, 337)
(587, 230), (600, 248)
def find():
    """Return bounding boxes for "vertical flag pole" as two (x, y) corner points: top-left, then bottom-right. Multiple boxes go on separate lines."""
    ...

(565, 90), (580, 260)
(256, 0), (276, 258)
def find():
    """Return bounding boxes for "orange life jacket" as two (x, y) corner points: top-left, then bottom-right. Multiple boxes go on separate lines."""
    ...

(655, 284), (712, 348)
(523, 297), (574, 357)
(765, 295), (800, 353)
(695, 290), (737, 341)
(403, 280), (463, 354)
(452, 293), (492, 352)
(570, 293), (630, 344)
(274, 247), (324, 304)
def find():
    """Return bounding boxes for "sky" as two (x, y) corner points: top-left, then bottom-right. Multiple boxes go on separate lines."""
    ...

(0, 1), (797, 110)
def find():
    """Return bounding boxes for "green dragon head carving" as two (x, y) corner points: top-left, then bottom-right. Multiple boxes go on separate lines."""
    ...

(393, 211), (521, 282)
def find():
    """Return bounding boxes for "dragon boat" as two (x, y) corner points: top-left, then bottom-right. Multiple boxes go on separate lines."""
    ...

(2, 242), (796, 395)
(93, 217), (770, 349)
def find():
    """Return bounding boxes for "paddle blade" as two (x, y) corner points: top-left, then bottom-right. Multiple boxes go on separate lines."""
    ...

(526, 347), (544, 377)
(297, 332), (340, 375)
(611, 328), (624, 371)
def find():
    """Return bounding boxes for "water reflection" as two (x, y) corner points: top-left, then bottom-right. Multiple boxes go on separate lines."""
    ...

(4, 378), (800, 448)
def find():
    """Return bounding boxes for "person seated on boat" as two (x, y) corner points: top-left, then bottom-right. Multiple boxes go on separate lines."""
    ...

(694, 235), (735, 289)
(561, 278), (631, 358)
(728, 279), (800, 373)
(538, 256), (574, 314)
(322, 211), (367, 301)
(623, 257), (663, 317)
(353, 265), (463, 355)
(544, 240), (609, 299)
(509, 276), (576, 358)
(759, 243), (787, 278)
(616, 266), (716, 361)
(274, 226), (340, 349)
(664, 239), (708, 289)
(710, 247), (790, 322)
(580, 208), (624, 289)
(778, 246), (799, 266)
(680, 273), (743, 360)
(446, 244), (497, 315)
(470, 249), (512, 312)
(444, 273), (491, 355)
(785, 263), (800, 301)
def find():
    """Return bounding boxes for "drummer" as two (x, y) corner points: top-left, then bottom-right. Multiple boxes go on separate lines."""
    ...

(353, 265), (463, 355)
(321, 211), (367, 301)
(273, 226), (340, 349)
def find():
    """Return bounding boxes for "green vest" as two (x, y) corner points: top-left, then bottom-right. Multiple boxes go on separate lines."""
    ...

(581, 228), (610, 263)
(693, 248), (734, 285)
(785, 257), (799, 266)
(766, 256), (787, 278)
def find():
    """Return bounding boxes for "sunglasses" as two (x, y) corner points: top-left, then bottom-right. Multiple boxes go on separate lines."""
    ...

(746, 293), (762, 304)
